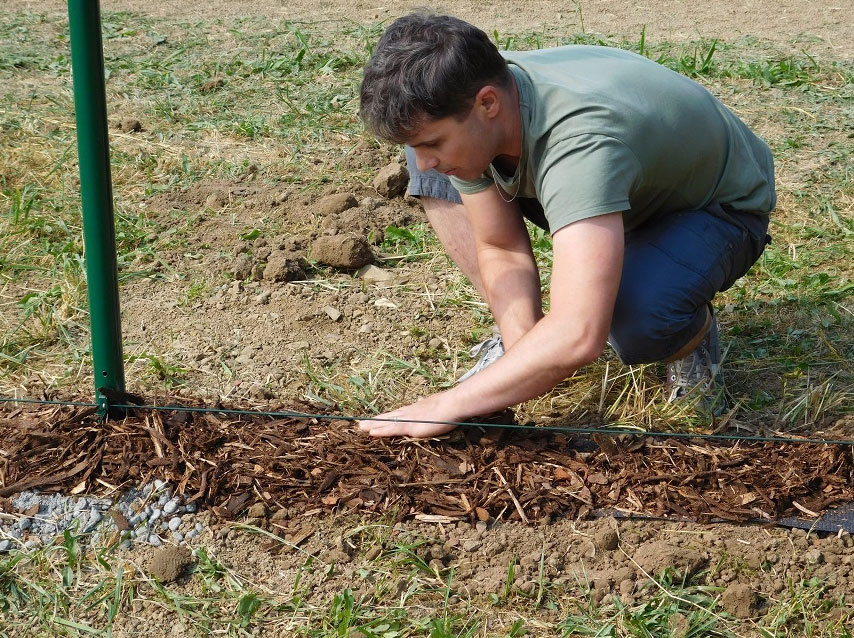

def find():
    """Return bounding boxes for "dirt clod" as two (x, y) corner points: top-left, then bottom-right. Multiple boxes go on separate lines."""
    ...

(594, 527), (619, 551)
(270, 508), (289, 523)
(311, 234), (374, 269)
(149, 545), (193, 583)
(372, 162), (409, 198)
(668, 612), (690, 637)
(199, 77), (224, 93)
(633, 542), (704, 579)
(263, 251), (308, 282)
(118, 118), (143, 132)
(364, 545), (382, 561)
(721, 583), (759, 619)
(231, 253), (253, 280)
(316, 192), (358, 216)
(247, 502), (266, 518)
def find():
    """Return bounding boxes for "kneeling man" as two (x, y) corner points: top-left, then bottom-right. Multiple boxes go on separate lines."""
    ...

(357, 12), (775, 437)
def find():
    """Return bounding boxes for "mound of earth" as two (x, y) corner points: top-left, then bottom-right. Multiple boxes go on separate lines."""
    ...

(143, 171), (424, 280)
(149, 544), (194, 583)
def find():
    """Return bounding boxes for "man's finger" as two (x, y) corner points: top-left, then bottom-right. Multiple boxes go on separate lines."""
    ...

(358, 416), (398, 431)
(365, 423), (408, 437)
(357, 418), (400, 435)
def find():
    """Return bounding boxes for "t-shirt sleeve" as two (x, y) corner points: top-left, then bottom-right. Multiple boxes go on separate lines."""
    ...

(538, 134), (641, 233)
(449, 174), (493, 195)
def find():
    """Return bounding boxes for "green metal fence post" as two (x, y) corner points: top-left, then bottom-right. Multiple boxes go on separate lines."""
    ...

(67, 0), (125, 415)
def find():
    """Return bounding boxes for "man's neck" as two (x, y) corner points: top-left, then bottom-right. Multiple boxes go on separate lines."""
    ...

(492, 73), (523, 173)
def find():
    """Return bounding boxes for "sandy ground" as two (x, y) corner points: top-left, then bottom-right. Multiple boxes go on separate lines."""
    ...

(8, 0), (853, 58)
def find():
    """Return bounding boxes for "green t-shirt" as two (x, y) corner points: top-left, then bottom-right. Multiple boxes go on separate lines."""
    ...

(450, 46), (776, 233)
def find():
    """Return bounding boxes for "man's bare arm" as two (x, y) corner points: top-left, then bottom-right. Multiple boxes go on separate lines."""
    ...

(462, 188), (544, 349)
(358, 210), (625, 437)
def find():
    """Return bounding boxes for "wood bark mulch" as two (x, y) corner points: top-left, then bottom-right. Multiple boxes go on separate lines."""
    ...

(1, 403), (852, 526)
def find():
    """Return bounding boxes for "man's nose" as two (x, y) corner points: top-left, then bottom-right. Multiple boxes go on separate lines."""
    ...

(414, 150), (438, 172)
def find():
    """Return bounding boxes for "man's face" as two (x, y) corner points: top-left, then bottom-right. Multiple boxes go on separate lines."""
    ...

(405, 109), (496, 182)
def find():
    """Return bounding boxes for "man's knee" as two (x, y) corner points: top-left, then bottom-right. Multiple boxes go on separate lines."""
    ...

(609, 291), (706, 365)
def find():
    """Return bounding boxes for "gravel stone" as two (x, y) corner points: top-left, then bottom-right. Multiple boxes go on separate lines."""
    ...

(148, 534), (162, 547)
(0, 540), (11, 552)
(169, 517), (182, 531)
(356, 264), (393, 283)
(323, 306), (342, 321)
(85, 510), (103, 532)
(462, 540), (483, 552)
(163, 500), (178, 515)
(150, 508), (162, 522)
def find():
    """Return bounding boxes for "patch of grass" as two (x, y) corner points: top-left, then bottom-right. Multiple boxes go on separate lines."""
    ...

(126, 352), (187, 387)
(757, 577), (852, 637)
(380, 224), (440, 263)
(2, 514), (852, 637)
(179, 278), (210, 307)
(560, 568), (733, 637)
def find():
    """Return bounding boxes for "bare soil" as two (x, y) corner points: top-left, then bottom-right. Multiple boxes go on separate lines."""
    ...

(119, 169), (463, 405)
(115, 514), (853, 636)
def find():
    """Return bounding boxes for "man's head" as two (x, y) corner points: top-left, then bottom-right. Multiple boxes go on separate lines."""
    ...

(359, 11), (512, 144)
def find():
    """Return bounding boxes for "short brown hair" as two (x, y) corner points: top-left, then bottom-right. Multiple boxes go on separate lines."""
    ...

(359, 11), (511, 142)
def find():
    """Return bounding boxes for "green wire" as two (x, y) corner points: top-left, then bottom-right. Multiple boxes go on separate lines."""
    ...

(0, 397), (99, 408)
(1, 396), (849, 447)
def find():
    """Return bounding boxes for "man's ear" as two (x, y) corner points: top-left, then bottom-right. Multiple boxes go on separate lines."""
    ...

(474, 85), (501, 119)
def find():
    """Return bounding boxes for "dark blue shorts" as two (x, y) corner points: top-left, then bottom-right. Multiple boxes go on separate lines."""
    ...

(404, 146), (771, 364)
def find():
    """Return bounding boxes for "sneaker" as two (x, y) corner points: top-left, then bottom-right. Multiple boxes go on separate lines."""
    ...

(666, 309), (726, 416)
(457, 332), (504, 383)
